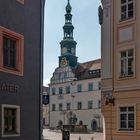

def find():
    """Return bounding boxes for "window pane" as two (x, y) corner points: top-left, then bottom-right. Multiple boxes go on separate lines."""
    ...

(120, 121), (127, 128)
(4, 108), (17, 134)
(121, 51), (126, 58)
(128, 113), (134, 120)
(66, 86), (70, 94)
(120, 114), (127, 120)
(120, 107), (127, 112)
(88, 83), (93, 91)
(121, 0), (126, 4)
(3, 37), (16, 68)
(128, 107), (134, 111)
(128, 121), (134, 128)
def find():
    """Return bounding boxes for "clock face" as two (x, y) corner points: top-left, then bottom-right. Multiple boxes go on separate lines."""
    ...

(60, 57), (68, 67)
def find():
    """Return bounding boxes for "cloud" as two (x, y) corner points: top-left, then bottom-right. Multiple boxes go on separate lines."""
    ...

(43, 78), (51, 86)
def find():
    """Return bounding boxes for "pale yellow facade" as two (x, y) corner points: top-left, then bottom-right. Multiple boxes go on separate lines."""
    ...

(101, 0), (140, 140)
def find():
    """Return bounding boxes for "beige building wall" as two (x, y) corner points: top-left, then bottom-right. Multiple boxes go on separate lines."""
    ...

(101, 0), (140, 140)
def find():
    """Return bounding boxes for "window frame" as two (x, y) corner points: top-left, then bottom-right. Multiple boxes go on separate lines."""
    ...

(120, 0), (134, 21)
(88, 83), (93, 91)
(88, 100), (93, 109)
(117, 104), (136, 132)
(77, 84), (82, 93)
(66, 86), (71, 94)
(0, 26), (24, 76)
(59, 103), (63, 111)
(120, 49), (134, 78)
(52, 104), (56, 111)
(77, 102), (82, 110)
(59, 87), (63, 95)
(66, 103), (71, 110)
(52, 88), (56, 95)
(2, 104), (20, 137)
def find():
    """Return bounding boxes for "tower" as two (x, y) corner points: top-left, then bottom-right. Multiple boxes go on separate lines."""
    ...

(59, 0), (78, 68)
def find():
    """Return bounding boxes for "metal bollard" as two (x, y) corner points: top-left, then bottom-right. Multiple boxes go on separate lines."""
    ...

(79, 136), (81, 140)
(91, 137), (93, 140)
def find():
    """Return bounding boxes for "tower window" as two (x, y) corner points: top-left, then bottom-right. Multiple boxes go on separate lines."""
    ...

(121, 0), (133, 21)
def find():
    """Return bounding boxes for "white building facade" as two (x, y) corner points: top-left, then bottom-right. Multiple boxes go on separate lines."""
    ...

(49, 60), (103, 131)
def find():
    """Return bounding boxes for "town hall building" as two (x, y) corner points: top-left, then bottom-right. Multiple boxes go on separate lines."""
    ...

(49, 0), (103, 131)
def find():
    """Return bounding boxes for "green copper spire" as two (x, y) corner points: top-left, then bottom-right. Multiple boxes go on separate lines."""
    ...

(66, 0), (72, 13)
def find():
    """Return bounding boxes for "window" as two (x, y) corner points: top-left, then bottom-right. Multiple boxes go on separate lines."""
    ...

(88, 83), (93, 91)
(88, 101), (93, 109)
(2, 104), (20, 137)
(77, 84), (82, 92)
(77, 102), (82, 110)
(59, 104), (63, 111)
(119, 106), (135, 131)
(66, 103), (71, 110)
(66, 86), (70, 94)
(0, 27), (24, 76)
(121, 0), (133, 21)
(59, 87), (63, 94)
(120, 49), (134, 77)
(52, 88), (56, 95)
(98, 82), (101, 90)
(98, 100), (101, 108)
(52, 104), (56, 111)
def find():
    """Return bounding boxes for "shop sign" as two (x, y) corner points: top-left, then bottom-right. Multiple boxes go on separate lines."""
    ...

(0, 82), (18, 93)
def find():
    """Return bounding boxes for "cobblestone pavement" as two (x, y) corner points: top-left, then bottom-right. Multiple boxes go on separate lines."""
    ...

(43, 129), (103, 140)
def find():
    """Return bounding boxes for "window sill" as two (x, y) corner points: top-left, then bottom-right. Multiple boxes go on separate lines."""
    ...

(2, 133), (20, 137)
(118, 129), (135, 133)
(0, 67), (23, 76)
(118, 74), (134, 80)
(118, 17), (135, 25)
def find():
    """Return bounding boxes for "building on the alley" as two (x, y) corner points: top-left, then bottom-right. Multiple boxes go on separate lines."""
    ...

(49, 0), (103, 131)
(43, 86), (50, 127)
(100, 0), (140, 140)
(0, 0), (45, 139)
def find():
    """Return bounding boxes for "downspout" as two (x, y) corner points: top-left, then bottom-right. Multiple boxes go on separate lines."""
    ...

(40, 0), (45, 140)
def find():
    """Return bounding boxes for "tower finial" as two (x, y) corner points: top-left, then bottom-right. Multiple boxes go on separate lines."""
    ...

(66, 0), (72, 13)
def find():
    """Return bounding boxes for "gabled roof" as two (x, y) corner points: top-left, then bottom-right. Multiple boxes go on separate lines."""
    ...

(73, 59), (101, 80)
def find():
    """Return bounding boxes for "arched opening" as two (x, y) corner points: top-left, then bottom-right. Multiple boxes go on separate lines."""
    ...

(91, 120), (97, 131)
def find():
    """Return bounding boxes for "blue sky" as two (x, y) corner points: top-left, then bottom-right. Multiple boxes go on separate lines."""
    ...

(43, 0), (101, 86)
